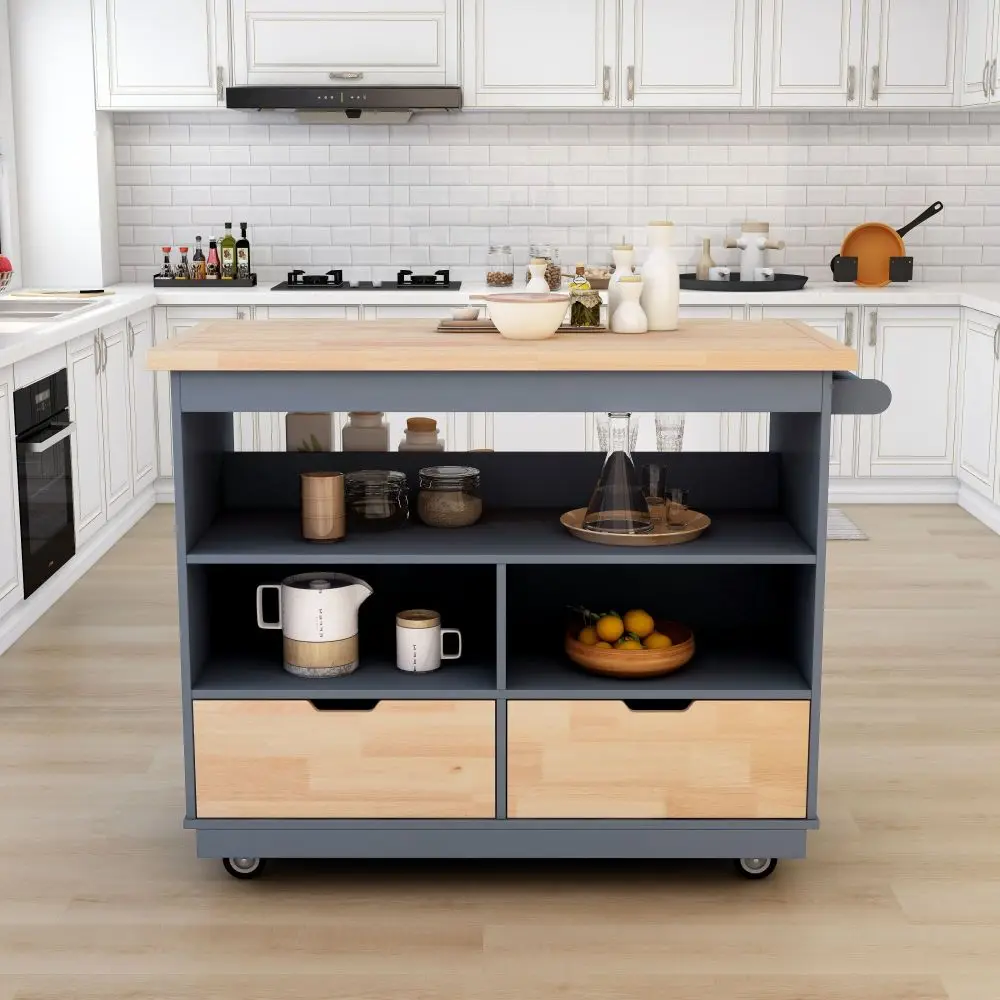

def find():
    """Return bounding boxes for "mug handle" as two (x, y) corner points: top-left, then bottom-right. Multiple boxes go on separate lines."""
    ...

(440, 628), (462, 660)
(256, 585), (282, 630)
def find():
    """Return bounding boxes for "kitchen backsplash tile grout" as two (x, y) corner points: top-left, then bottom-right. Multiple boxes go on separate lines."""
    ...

(115, 109), (1000, 285)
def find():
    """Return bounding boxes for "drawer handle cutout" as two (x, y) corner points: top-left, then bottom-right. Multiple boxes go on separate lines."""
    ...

(309, 699), (380, 711)
(623, 699), (693, 712)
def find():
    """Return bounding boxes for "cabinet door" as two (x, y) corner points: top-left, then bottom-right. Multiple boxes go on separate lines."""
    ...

(67, 334), (107, 545)
(620, 0), (756, 108)
(758, 0), (865, 107)
(758, 306), (858, 476)
(93, 0), (230, 109)
(863, 0), (958, 107)
(232, 0), (459, 86)
(0, 369), (21, 616)
(957, 0), (997, 105)
(155, 307), (240, 476)
(957, 312), (1000, 498)
(856, 308), (960, 478)
(463, 0), (618, 108)
(100, 322), (134, 522)
(127, 310), (157, 491)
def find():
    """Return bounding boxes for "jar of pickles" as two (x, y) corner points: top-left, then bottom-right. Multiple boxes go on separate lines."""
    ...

(525, 243), (562, 291)
(486, 245), (514, 287)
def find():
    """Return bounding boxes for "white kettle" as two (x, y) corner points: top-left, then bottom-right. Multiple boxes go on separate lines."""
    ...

(256, 572), (373, 678)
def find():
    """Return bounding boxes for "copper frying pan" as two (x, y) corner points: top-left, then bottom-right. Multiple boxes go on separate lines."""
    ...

(831, 202), (944, 287)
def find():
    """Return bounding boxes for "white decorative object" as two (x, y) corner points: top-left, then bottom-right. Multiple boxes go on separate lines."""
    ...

(755, 267), (775, 282)
(285, 412), (335, 452)
(607, 242), (634, 325)
(396, 610), (462, 673)
(709, 266), (731, 282)
(341, 411), (389, 452)
(526, 260), (550, 292)
(610, 277), (648, 334)
(725, 222), (785, 281)
(398, 417), (445, 451)
(640, 221), (679, 331)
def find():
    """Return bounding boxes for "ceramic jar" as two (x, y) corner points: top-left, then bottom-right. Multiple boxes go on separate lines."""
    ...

(610, 276), (648, 334)
(607, 242), (634, 325)
(398, 417), (445, 451)
(526, 259), (550, 292)
(640, 221), (679, 331)
(341, 411), (389, 451)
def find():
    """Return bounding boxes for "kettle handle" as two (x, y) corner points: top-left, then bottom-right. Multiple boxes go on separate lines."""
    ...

(256, 584), (282, 630)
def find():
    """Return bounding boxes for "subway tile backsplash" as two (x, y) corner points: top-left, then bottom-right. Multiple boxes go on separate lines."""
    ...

(114, 109), (1000, 285)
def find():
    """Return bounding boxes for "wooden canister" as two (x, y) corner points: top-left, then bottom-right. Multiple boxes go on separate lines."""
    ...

(301, 471), (345, 542)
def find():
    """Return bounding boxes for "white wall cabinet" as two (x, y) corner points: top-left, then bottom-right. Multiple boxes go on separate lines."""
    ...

(127, 310), (157, 492)
(67, 332), (107, 546)
(92, 0), (230, 109)
(956, 0), (1000, 105)
(232, 0), (460, 87)
(462, 0), (617, 108)
(856, 308), (960, 478)
(0, 368), (22, 618)
(957, 310), (1000, 499)
(863, 0), (957, 107)
(758, 0), (865, 108)
(621, 0), (756, 107)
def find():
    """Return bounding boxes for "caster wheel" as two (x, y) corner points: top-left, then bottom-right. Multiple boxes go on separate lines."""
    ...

(223, 856), (267, 880)
(734, 857), (778, 880)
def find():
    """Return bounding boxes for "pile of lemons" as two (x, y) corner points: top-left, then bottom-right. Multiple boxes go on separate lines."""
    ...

(577, 609), (673, 650)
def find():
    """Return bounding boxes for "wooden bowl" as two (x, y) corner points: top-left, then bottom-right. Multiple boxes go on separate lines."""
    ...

(565, 620), (695, 678)
(560, 507), (711, 546)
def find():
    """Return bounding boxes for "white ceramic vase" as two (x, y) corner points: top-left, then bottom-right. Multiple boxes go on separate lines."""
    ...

(526, 261), (549, 292)
(640, 221), (679, 331)
(607, 243), (634, 325)
(611, 278), (648, 334)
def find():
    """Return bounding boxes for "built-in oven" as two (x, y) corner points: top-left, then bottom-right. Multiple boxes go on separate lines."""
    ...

(14, 369), (76, 597)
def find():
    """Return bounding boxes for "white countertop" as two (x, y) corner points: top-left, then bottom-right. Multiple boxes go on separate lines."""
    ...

(4, 280), (1000, 370)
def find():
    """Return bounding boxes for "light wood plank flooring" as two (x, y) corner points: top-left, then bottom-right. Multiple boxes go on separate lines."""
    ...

(0, 504), (998, 999)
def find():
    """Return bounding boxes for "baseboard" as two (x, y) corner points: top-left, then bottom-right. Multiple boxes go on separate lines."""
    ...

(153, 478), (175, 503)
(957, 484), (1000, 535)
(828, 477), (960, 505)
(0, 488), (157, 656)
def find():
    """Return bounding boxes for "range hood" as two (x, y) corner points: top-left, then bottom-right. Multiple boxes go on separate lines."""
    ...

(226, 86), (461, 123)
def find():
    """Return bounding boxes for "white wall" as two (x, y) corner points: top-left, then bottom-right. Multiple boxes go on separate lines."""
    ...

(113, 107), (1000, 286)
(9, 0), (118, 289)
(0, 0), (21, 277)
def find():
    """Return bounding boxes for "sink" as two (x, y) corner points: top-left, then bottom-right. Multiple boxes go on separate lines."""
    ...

(0, 298), (97, 317)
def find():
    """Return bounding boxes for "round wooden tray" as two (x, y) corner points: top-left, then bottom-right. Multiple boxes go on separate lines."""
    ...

(565, 620), (695, 678)
(559, 507), (711, 546)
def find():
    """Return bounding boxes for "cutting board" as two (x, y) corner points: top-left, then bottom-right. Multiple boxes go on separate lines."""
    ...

(11, 289), (113, 298)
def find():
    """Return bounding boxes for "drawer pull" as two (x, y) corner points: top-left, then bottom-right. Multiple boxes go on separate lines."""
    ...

(309, 699), (380, 711)
(623, 699), (693, 712)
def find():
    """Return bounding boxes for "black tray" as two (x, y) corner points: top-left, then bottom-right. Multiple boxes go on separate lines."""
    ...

(679, 272), (808, 292)
(153, 274), (258, 288)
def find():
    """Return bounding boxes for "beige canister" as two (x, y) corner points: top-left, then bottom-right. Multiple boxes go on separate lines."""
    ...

(301, 471), (345, 542)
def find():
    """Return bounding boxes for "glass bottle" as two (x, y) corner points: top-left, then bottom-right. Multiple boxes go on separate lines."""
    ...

(236, 222), (251, 280)
(158, 247), (174, 279)
(205, 239), (220, 279)
(220, 222), (237, 280)
(525, 242), (561, 290)
(175, 246), (191, 280)
(486, 245), (513, 286)
(583, 413), (652, 535)
(192, 235), (207, 281)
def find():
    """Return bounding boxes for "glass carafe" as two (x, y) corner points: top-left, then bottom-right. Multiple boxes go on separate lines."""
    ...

(583, 413), (652, 534)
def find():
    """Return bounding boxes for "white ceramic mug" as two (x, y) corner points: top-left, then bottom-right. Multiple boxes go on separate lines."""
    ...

(396, 610), (462, 673)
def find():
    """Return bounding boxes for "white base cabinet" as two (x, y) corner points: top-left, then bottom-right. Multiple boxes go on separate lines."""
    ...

(0, 367), (22, 619)
(99, 320), (134, 523)
(127, 310), (157, 492)
(957, 310), (1000, 500)
(67, 332), (107, 546)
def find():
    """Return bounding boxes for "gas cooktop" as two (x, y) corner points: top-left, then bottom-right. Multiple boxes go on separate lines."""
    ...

(271, 269), (462, 291)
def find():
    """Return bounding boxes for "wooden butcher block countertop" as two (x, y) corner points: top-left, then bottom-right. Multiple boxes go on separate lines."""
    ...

(146, 317), (858, 372)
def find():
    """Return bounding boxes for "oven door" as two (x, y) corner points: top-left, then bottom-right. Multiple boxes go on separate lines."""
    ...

(17, 417), (76, 597)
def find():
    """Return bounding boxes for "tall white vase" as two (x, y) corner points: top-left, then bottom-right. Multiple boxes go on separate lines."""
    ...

(526, 261), (549, 292)
(640, 221), (679, 331)
(610, 277), (648, 334)
(607, 243), (634, 325)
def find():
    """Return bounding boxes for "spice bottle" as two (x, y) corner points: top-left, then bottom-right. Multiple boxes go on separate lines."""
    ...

(192, 236), (207, 280)
(175, 246), (191, 280)
(158, 247), (174, 279)
(205, 240), (220, 279)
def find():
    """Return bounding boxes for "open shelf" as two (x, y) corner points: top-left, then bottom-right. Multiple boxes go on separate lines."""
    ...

(505, 647), (810, 700)
(187, 508), (816, 565)
(193, 655), (497, 699)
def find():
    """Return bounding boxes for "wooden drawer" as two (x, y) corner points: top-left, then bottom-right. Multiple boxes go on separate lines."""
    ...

(194, 700), (495, 819)
(507, 700), (809, 819)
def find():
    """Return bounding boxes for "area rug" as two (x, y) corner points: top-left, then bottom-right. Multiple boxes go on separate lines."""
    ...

(828, 507), (868, 540)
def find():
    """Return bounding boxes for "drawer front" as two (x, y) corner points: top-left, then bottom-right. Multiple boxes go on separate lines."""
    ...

(194, 700), (495, 818)
(508, 700), (809, 819)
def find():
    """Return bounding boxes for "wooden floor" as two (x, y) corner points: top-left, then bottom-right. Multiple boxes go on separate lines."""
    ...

(1, 504), (998, 999)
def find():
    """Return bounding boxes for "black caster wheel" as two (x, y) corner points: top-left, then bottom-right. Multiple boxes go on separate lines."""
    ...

(222, 856), (267, 880)
(734, 857), (778, 880)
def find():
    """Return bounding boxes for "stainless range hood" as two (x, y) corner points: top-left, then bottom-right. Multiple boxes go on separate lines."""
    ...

(226, 85), (462, 123)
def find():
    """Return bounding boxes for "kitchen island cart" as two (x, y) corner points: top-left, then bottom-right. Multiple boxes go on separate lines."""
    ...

(148, 318), (889, 879)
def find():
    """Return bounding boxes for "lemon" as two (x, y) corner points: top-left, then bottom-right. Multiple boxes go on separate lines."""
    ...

(615, 636), (643, 650)
(578, 626), (598, 646)
(595, 614), (625, 643)
(595, 641), (612, 648)
(623, 609), (655, 639)
(643, 631), (673, 649)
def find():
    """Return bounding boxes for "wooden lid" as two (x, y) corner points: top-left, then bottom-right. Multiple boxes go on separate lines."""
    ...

(742, 221), (770, 233)
(397, 609), (441, 628)
(406, 417), (438, 432)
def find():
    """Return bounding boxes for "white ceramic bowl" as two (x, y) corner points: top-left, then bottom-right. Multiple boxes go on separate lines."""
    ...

(484, 293), (569, 341)
(451, 305), (481, 320)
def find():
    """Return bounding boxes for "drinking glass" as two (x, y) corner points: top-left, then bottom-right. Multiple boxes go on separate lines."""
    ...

(665, 487), (689, 528)
(655, 412), (686, 452)
(641, 464), (667, 525)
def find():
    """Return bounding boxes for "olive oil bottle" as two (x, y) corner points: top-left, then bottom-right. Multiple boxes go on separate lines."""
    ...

(220, 222), (237, 280)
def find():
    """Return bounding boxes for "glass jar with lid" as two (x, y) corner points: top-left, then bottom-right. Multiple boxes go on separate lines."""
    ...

(525, 243), (562, 290)
(417, 466), (483, 528)
(486, 245), (514, 287)
(345, 470), (409, 531)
